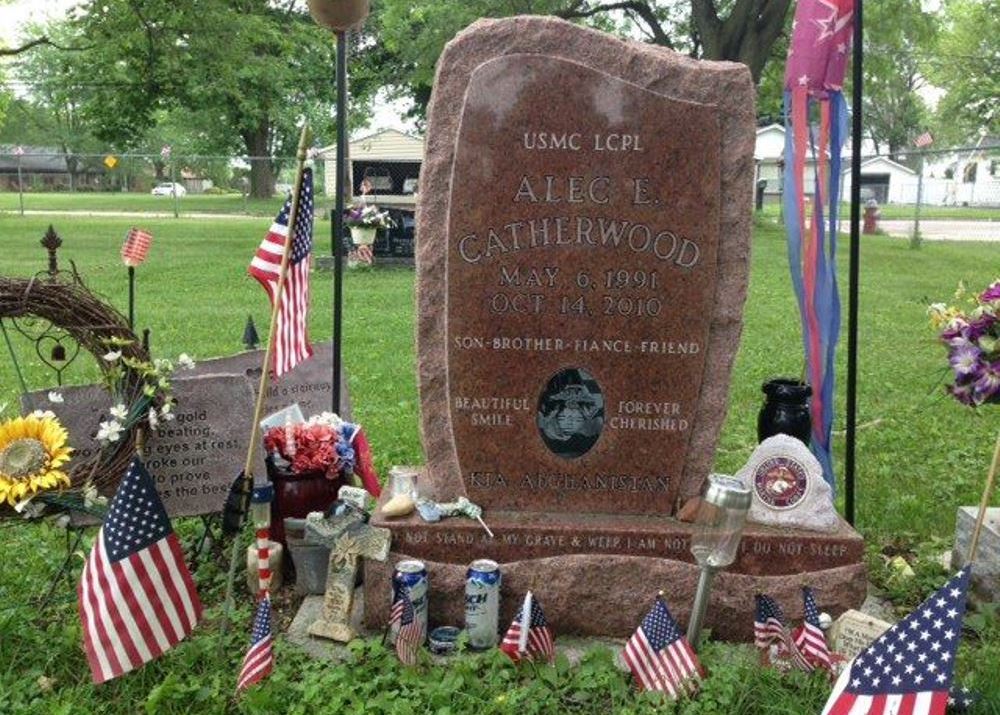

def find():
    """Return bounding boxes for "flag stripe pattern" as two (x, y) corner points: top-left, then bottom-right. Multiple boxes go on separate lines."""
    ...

(754, 594), (812, 671)
(390, 590), (423, 666)
(248, 168), (314, 377)
(821, 568), (970, 715)
(237, 597), (274, 692)
(78, 458), (202, 684)
(914, 132), (934, 148)
(500, 593), (555, 663)
(622, 596), (703, 698)
(255, 527), (271, 598)
(121, 227), (152, 267)
(793, 586), (832, 671)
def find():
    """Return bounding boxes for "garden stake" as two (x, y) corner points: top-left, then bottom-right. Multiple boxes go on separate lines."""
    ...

(220, 124), (313, 636)
(0, 318), (30, 401)
(967, 432), (1000, 565)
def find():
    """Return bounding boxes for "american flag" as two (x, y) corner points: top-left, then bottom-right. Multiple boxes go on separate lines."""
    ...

(236, 597), (274, 692)
(914, 132), (934, 148)
(248, 169), (314, 377)
(389, 589), (423, 666)
(121, 227), (153, 267)
(821, 567), (970, 715)
(622, 596), (703, 698)
(500, 591), (555, 664)
(754, 594), (811, 671)
(792, 587), (832, 671)
(77, 458), (202, 684)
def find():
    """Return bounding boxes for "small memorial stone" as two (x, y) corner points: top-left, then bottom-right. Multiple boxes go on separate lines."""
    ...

(829, 609), (893, 661)
(736, 434), (841, 533)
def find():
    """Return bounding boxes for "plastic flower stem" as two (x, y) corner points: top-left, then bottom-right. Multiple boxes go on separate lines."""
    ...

(967, 430), (1000, 564)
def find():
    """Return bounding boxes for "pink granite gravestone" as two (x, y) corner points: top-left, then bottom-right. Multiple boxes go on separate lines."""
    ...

(365, 16), (866, 641)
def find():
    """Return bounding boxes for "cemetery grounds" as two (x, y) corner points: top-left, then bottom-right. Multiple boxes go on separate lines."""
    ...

(0, 212), (999, 713)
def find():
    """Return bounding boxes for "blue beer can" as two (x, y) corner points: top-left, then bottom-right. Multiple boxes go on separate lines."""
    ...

(465, 559), (501, 649)
(392, 559), (428, 642)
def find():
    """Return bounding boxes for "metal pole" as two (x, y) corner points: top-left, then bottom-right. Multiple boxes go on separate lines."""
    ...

(17, 157), (24, 216)
(845, 0), (863, 527)
(911, 154), (924, 249)
(332, 31), (347, 414)
(128, 266), (136, 329)
(686, 567), (716, 651)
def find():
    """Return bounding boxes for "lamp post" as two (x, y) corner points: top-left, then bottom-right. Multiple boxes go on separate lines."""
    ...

(686, 474), (752, 650)
(305, 0), (370, 415)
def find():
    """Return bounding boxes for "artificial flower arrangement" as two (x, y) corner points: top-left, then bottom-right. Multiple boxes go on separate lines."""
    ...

(928, 279), (1000, 406)
(344, 203), (396, 230)
(0, 413), (72, 507)
(263, 413), (357, 480)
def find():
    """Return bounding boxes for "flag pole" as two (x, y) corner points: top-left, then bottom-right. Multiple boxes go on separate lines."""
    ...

(220, 125), (312, 635)
(844, 0), (863, 526)
(967, 432), (1000, 564)
(332, 30), (348, 415)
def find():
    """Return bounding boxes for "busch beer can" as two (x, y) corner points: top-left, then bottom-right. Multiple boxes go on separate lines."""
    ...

(391, 559), (428, 643)
(465, 559), (501, 649)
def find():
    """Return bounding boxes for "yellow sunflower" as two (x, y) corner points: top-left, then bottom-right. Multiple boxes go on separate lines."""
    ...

(0, 415), (73, 506)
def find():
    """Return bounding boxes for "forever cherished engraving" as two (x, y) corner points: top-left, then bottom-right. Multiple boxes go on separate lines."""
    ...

(443, 54), (721, 515)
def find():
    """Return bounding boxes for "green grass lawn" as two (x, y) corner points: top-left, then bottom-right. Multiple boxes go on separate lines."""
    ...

(759, 201), (1000, 222)
(0, 191), (292, 217)
(1, 213), (999, 713)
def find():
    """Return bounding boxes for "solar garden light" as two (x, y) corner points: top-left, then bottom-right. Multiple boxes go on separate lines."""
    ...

(686, 474), (752, 650)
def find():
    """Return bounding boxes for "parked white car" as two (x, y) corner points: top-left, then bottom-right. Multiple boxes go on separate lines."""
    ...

(150, 182), (187, 196)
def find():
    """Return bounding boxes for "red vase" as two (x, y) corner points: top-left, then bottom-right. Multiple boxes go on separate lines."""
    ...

(267, 462), (343, 545)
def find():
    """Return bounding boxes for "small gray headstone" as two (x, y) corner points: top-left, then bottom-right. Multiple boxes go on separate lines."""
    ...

(953, 506), (1000, 602)
(736, 434), (841, 533)
(829, 609), (892, 660)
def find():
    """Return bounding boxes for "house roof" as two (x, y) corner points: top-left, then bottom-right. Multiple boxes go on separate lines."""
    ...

(0, 145), (70, 173)
(840, 156), (918, 175)
(317, 128), (424, 162)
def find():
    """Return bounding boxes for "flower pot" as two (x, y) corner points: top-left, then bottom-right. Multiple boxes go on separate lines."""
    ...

(757, 378), (812, 446)
(350, 225), (377, 246)
(267, 460), (344, 545)
(306, 0), (369, 31)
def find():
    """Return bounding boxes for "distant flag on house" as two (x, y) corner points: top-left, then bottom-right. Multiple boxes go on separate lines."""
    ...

(820, 567), (971, 715)
(77, 457), (203, 684)
(160, 145), (172, 160)
(500, 591), (555, 664)
(13, 145), (24, 156)
(914, 132), (934, 149)
(121, 227), (153, 267)
(792, 587), (832, 672)
(622, 595), (704, 698)
(388, 587), (423, 666)
(248, 168), (315, 377)
(754, 594), (811, 671)
(783, 0), (855, 490)
(236, 596), (274, 692)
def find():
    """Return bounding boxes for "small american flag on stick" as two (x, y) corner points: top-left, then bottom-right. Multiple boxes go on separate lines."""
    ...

(77, 458), (202, 684)
(121, 227), (153, 267)
(754, 594), (811, 671)
(388, 588), (423, 666)
(791, 586), (832, 671)
(622, 596), (704, 698)
(500, 591), (555, 664)
(914, 132), (934, 148)
(248, 168), (315, 377)
(821, 568), (970, 715)
(236, 596), (274, 692)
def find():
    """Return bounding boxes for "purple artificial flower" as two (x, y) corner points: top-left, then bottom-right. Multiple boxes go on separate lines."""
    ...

(950, 345), (982, 378)
(940, 317), (968, 343)
(980, 281), (1000, 303)
(966, 313), (997, 341)
(972, 361), (1000, 405)
(948, 380), (976, 406)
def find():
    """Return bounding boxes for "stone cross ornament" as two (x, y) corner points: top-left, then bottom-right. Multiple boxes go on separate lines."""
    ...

(305, 508), (390, 642)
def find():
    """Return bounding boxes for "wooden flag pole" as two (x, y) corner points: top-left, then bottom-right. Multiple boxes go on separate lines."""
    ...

(241, 124), (313, 486)
(967, 431), (1000, 565)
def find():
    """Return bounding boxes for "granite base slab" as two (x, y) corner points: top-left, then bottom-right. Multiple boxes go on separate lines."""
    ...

(365, 487), (867, 641)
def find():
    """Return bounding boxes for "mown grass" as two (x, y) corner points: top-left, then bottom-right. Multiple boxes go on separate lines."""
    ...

(0, 191), (291, 217)
(1, 213), (998, 713)
(759, 201), (999, 222)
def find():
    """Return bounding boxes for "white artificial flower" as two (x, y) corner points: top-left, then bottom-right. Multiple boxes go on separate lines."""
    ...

(31, 409), (56, 420)
(54, 514), (71, 530)
(47, 391), (64, 404)
(160, 403), (175, 422)
(147, 408), (159, 429)
(177, 353), (196, 370)
(82, 483), (106, 508)
(109, 403), (129, 421)
(96, 419), (123, 443)
(307, 411), (344, 430)
(102, 350), (122, 362)
(154, 357), (174, 372)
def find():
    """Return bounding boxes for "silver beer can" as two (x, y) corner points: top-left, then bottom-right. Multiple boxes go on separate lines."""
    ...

(464, 559), (501, 649)
(391, 559), (428, 643)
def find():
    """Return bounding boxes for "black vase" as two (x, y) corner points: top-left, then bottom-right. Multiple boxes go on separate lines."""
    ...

(757, 379), (812, 446)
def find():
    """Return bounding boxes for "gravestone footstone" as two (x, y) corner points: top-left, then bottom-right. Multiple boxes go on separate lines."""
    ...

(364, 16), (866, 641)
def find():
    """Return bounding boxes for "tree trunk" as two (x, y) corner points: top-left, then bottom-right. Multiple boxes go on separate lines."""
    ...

(243, 122), (275, 199)
(690, 0), (793, 83)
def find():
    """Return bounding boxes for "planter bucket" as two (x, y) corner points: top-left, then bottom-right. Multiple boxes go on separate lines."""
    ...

(350, 225), (378, 246)
(307, 0), (369, 31)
